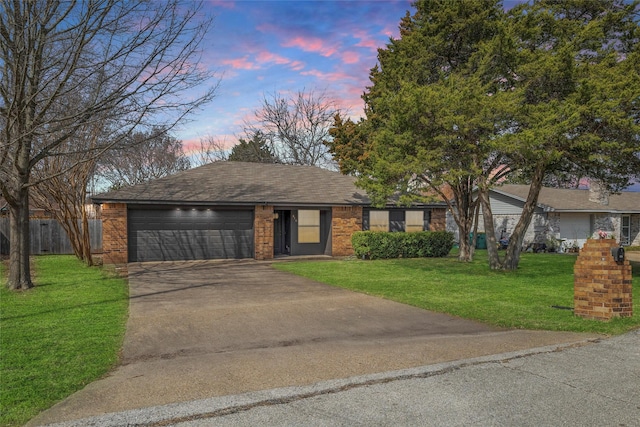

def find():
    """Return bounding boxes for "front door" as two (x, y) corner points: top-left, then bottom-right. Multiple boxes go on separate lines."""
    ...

(274, 210), (291, 256)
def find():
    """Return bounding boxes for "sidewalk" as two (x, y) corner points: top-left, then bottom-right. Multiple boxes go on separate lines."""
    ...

(34, 330), (640, 427)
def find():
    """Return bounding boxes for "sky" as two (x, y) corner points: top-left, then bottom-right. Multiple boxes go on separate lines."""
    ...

(178, 0), (415, 152)
(178, 0), (639, 191)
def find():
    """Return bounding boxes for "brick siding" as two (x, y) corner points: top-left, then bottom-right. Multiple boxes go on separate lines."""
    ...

(331, 206), (363, 257)
(102, 203), (128, 265)
(430, 207), (447, 231)
(574, 239), (633, 320)
(254, 205), (274, 260)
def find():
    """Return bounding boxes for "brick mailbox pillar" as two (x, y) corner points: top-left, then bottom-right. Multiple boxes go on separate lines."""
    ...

(574, 239), (633, 321)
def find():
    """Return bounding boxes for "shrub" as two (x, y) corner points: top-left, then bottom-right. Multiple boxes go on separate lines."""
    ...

(352, 231), (454, 259)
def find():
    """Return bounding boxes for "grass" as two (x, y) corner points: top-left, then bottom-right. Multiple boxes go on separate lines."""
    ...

(274, 251), (640, 336)
(0, 256), (129, 427)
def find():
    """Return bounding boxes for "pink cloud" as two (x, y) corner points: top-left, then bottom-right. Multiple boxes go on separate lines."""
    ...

(353, 30), (380, 51)
(256, 51), (290, 65)
(382, 23), (399, 39)
(341, 51), (360, 64)
(283, 36), (337, 57)
(182, 135), (238, 155)
(289, 60), (305, 71)
(301, 69), (353, 82)
(221, 56), (260, 70)
(256, 51), (306, 71)
(207, 0), (235, 9)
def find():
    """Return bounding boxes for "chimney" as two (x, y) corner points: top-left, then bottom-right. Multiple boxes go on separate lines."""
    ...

(588, 180), (609, 206)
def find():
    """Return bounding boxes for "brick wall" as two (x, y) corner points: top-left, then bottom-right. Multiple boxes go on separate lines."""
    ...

(102, 203), (128, 265)
(431, 208), (447, 231)
(254, 205), (274, 260)
(574, 239), (633, 321)
(332, 206), (363, 257)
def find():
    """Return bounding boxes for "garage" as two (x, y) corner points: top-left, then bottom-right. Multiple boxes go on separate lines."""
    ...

(93, 162), (448, 264)
(127, 207), (254, 262)
(558, 212), (591, 248)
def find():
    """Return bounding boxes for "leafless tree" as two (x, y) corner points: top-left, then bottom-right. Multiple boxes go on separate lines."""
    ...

(246, 89), (340, 168)
(31, 121), (105, 266)
(0, 0), (218, 290)
(190, 134), (229, 166)
(97, 129), (191, 189)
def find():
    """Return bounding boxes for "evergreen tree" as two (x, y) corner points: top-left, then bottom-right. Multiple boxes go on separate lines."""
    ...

(228, 132), (278, 163)
(328, 0), (640, 270)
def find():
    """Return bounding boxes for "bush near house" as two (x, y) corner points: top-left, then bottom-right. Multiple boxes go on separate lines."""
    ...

(352, 231), (454, 259)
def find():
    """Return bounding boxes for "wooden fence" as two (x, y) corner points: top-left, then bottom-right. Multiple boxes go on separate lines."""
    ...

(0, 218), (102, 255)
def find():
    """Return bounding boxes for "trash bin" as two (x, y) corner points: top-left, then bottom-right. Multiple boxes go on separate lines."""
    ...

(476, 232), (487, 249)
(469, 232), (488, 249)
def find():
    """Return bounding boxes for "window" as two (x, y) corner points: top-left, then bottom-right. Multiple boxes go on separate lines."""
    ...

(369, 210), (389, 232)
(405, 211), (424, 232)
(298, 210), (320, 243)
(621, 215), (630, 246)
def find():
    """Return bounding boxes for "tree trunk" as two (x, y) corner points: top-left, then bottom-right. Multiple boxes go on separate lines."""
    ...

(503, 163), (546, 271)
(81, 208), (94, 266)
(469, 201), (480, 261)
(8, 188), (33, 290)
(478, 186), (502, 269)
(458, 230), (473, 262)
(448, 179), (478, 262)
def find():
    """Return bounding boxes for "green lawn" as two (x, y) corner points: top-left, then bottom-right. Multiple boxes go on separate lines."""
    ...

(0, 256), (129, 427)
(274, 251), (640, 336)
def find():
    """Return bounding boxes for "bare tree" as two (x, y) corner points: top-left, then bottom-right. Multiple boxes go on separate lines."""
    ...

(98, 129), (191, 189)
(31, 122), (105, 266)
(0, 0), (218, 290)
(246, 89), (340, 168)
(190, 134), (229, 166)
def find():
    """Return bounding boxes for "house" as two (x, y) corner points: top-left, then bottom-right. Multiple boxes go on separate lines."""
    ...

(91, 162), (448, 264)
(0, 197), (54, 219)
(474, 184), (640, 250)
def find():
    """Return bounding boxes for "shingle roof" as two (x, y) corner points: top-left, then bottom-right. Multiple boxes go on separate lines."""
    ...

(91, 162), (372, 206)
(495, 184), (640, 213)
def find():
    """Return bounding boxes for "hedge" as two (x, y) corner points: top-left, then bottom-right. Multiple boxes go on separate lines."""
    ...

(352, 231), (454, 260)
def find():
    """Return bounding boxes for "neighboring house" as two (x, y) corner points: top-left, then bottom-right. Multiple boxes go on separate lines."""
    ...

(91, 162), (448, 263)
(471, 184), (640, 250)
(0, 197), (53, 219)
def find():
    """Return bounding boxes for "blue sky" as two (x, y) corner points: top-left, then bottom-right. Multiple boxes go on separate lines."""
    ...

(178, 0), (415, 152)
(178, 0), (638, 191)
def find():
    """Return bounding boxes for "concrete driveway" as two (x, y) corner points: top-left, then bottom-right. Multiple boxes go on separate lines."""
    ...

(30, 260), (601, 425)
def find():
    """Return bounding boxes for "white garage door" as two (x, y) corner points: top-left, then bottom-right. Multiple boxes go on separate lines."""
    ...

(559, 213), (591, 248)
